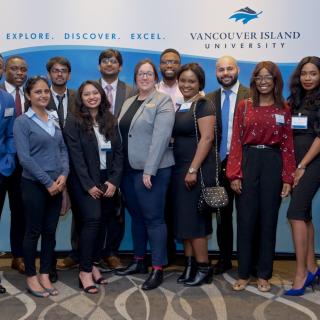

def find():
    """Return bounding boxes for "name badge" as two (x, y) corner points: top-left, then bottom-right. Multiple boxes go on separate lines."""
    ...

(4, 108), (14, 117)
(178, 102), (192, 112)
(291, 116), (308, 129)
(101, 140), (112, 152)
(275, 114), (285, 125)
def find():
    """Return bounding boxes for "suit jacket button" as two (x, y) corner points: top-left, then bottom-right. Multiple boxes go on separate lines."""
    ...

(129, 134), (132, 137)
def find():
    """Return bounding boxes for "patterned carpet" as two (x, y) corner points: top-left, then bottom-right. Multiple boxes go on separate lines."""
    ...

(0, 261), (320, 320)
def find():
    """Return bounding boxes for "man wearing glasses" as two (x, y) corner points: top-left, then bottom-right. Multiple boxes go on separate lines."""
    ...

(46, 56), (76, 282)
(97, 49), (134, 271)
(156, 48), (183, 110)
(0, 55), (28, 276)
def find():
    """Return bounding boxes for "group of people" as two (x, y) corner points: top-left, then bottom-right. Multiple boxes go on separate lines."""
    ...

(0, 48), (319, 297)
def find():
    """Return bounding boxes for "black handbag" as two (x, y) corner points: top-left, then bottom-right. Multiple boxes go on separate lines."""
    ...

(192, 101), (229, 213)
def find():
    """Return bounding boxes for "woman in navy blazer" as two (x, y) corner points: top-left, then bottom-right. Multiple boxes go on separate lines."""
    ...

(64, 80), (123, 294)
(116, 59), (175, 290)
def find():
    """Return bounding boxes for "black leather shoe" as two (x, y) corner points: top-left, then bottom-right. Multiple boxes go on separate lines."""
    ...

(0, 284), (6, 294)
(177, 256), (197, 283)
(49, 268), (58, 283)
(213, 260), (232, 275)
(142, 269), (163, 290)
(184, 264), (213, 286)
(115, 260), (148, 276)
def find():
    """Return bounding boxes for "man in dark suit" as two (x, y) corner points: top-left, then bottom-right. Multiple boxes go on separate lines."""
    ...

(206, 56), (250, 275)
(97, 49), (134, 270)
(0, 55), (28, 274)
(45, 56), (76, 282)
(0, 54), (16, 294)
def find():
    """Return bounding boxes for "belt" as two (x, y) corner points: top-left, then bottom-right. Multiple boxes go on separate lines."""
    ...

(247, 144), (278, 150)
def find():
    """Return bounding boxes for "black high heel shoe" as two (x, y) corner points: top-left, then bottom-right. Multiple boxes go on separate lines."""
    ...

(184, 264), (213, 287)
(0, 284), (5, 294)
(177, 256), (197, 284)
(115, 259), (148, 276)
(78, 277), (98, 294)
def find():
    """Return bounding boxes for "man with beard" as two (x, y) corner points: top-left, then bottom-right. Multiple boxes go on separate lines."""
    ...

(206, 56), (249, 275)
(46, 56), (76, 282)
(0, 55), (28, 275)
(155, 48), (183, 265)
(97, 49), (134, 271)
(0, 54), (16, 293)
(156, 48), (183, 109)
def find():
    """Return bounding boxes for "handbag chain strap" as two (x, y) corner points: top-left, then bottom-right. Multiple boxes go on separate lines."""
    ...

(192, 100), (220, 188)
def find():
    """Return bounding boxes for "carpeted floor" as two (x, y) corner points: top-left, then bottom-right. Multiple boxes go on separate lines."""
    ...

(0, 259), (319, 320)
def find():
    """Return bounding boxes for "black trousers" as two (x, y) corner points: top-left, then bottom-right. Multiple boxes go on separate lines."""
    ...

(216, 157), (235, 263)
(68, 170), (116, 272)
(236, 147), (282, 280)
(0, 164), (25, 258)
(22, 178), (62, 276)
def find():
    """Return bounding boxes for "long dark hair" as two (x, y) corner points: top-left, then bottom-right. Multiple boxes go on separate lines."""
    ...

(75, 80), (116, 138)
(288, 56), (320, 111)
(250, 61), (285, 108)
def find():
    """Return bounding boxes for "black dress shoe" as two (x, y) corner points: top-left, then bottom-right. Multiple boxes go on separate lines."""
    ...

(142, 269), (163, 290)
(49, 268), (58, 283)
(115, 260), (148, 276)
(177, 256), (197, 283)
(184, 264), (213, 286)
(0, 284), (6, 294)
(213, 260), (232, 275)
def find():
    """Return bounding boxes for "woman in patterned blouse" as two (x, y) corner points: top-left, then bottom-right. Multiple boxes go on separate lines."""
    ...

(227, 61), (295, 292)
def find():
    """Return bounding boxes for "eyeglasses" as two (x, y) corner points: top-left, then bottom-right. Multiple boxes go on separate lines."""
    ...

(160, 60), (180, 66)
(101, 58), (119, 65)
(254, 75), (274, 82)
(137, 72), (154, 78)
(51, 68), (69, 74)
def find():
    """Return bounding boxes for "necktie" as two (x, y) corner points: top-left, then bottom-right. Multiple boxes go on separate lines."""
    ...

(56, 94), (65, 129)
(105, 84), (113, 113)
(220, 90), (231, 161)
(15, 87), (22, 116)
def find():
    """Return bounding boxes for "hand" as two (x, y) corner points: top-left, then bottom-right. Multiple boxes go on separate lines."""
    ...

(56, 175), (67, 192)
(185, 173), (197, 190)
(103, 181), (117, 197)
(143, 174), (152, 189)
(281, 183), (291, 197)
(293, 168), (305, 188)
(47, 181), (60, 196)
(230, 179), (242, 194)
(88, 186), (103, 199)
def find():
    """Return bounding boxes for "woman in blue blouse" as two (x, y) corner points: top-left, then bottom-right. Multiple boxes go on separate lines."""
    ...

(13, 76), (69, 298)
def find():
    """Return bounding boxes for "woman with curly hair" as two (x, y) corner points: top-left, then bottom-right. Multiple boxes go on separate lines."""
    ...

(227, 61), (295, 292)
(64, 80), (123, 294)
(285, 56), (320, 296)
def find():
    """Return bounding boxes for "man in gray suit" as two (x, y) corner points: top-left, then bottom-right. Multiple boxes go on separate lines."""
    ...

(97, 49), (134, 270)
(206, 56), (250, 275)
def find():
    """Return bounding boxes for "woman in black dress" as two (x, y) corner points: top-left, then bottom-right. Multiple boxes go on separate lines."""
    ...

(285, 56), (320, 296)
(172, 63), (216, 286)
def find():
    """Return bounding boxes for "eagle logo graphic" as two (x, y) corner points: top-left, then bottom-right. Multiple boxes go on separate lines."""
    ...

(229, 7), (262, 24)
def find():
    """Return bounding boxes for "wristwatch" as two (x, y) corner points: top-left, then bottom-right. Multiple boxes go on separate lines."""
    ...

(188, 167), (198, 174)
(297, 163), (306, 170)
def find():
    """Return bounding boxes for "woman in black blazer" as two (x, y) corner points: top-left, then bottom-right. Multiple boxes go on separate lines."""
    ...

(64, 80), (123, 294)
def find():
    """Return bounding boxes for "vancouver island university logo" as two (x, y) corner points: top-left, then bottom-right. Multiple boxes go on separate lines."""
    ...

(229, 7), (262, 24)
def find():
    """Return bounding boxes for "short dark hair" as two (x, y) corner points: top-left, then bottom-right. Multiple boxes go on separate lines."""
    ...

(177, 63), (205, 91)
(98, 49), (123, 66)
(288, 56), (320, 111)
(250, 61), (285, 108)
(46, 56), (71, 73)
(5, 55), (26, 69)
(160, 48), (181, 61)
(133, 59), (159, 83)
